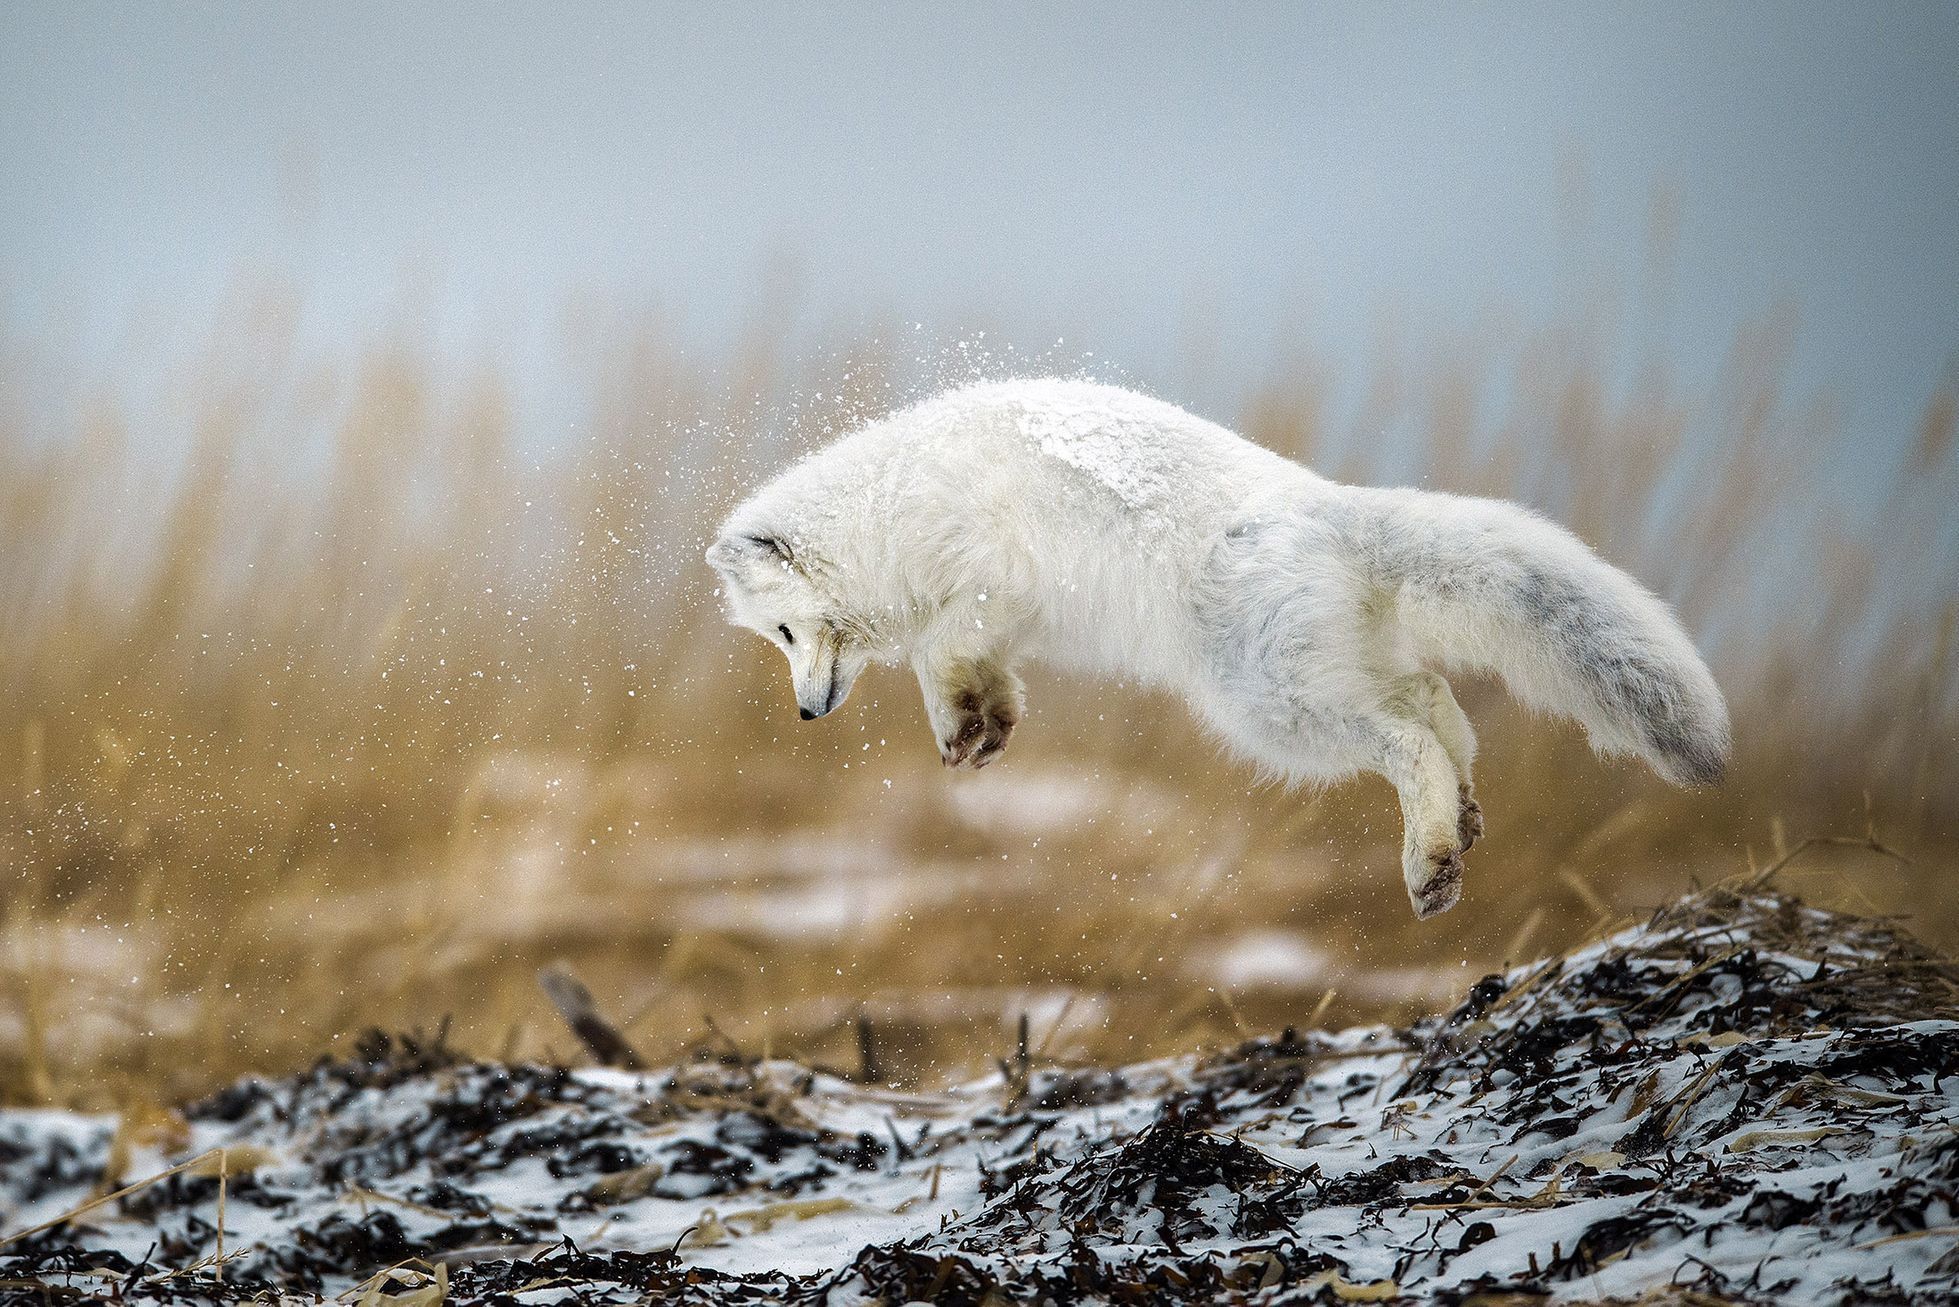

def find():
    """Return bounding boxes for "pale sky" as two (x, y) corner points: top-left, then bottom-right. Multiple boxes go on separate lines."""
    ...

(3, 2), (1955, 453)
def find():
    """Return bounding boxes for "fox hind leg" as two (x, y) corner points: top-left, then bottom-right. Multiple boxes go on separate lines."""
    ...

(1195, 524), (1476, 917)
(1414, 672), (1483, 851)
(1367, 702), (1471, 920)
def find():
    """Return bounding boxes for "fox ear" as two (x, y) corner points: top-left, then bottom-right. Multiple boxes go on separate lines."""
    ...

(745, 534), (792, 563)
(706, 533), (791, 572)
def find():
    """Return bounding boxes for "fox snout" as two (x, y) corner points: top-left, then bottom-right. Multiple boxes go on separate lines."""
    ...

(792, 648), (853, 721)
(793, 663), (837, 720)
(795, 681), (840, 719)
(788, 628), (869, 722)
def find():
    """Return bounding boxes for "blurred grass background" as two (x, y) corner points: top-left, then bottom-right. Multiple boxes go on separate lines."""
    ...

(2, 272), (1955, 1108)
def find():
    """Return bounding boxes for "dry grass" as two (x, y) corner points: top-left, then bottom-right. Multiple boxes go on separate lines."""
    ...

(1, 278), (1954, 1107)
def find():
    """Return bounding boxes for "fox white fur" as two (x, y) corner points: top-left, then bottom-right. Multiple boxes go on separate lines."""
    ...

(707, 379), (1729, 918)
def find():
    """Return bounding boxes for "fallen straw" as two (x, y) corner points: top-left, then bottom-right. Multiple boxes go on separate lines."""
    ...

(0, 1147), (227, 1250)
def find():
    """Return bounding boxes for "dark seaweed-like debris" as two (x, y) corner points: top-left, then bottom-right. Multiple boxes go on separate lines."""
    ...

(967, 1103), (1305, 1249)
(3, 880), (1955, 1306)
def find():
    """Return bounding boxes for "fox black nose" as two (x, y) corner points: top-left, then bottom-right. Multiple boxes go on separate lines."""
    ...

(799, 707), (816, 721)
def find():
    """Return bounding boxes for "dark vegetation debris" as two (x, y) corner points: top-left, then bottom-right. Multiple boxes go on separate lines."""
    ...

(3, 880), (1955, 1305)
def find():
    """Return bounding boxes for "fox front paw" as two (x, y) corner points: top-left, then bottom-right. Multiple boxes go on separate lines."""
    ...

(940, 688), (1019, 770)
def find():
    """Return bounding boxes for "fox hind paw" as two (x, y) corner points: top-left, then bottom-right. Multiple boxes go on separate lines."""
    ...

(1410, 849), (1464, 920)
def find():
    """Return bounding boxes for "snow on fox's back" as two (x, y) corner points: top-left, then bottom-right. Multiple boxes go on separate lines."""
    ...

(955, 378), (1271, 515)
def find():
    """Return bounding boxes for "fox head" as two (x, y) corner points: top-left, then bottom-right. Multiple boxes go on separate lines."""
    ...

(705, 530), (869, 720)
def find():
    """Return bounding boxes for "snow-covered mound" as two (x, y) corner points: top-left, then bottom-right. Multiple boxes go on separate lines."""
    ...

(3, 882), (1956, 1305)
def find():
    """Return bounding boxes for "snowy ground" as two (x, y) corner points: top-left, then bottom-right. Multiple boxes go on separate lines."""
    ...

(2, 882), (1955, 1305)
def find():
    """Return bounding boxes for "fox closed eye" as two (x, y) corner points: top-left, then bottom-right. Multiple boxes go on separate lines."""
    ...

(778, 624), (794, 645)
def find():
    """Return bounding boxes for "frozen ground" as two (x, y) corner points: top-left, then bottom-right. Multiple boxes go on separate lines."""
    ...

(2, 881), (1955, 1305)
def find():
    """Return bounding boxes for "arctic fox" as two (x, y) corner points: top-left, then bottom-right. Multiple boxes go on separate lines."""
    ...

(707, 379), (1728, 918)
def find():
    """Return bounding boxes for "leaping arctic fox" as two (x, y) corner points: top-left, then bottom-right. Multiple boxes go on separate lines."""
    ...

(707, 379), (1728, 918)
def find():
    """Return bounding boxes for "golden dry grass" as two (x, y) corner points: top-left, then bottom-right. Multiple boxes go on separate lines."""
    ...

(1, 279), (1954, 1107)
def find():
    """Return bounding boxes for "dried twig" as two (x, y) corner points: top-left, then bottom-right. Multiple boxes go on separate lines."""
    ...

(1742, 833), (1912, 891)
(536, 963), (646, 1070)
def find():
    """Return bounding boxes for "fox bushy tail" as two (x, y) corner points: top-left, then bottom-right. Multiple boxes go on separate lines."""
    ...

(1361, 488), (1730, 785)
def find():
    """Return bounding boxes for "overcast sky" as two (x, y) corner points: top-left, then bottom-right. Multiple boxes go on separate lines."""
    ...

(2, 2), (1955, 449)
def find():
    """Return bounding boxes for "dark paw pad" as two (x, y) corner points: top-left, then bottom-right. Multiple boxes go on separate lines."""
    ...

(941, 706), (1017, 770)
(1412, 851), (1464, 920)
